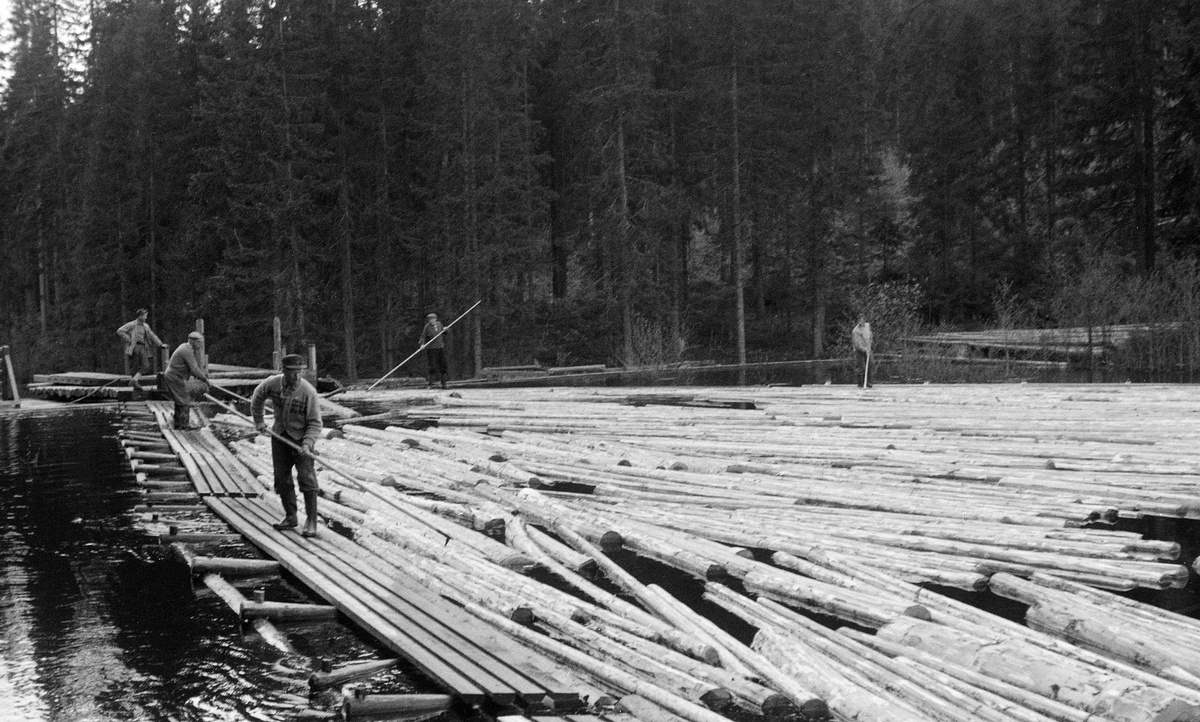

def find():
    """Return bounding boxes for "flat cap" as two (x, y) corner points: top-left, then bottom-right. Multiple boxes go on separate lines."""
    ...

(282, 353), (307, 370)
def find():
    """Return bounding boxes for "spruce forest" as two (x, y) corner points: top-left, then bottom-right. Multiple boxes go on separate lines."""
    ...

(2, 0), (1199, 381)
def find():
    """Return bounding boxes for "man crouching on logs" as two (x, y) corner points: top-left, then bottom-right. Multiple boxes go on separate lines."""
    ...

(251, 353), (324, 537)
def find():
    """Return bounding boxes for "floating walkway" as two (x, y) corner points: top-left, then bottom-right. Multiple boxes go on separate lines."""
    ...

(123, 401), (586, 712)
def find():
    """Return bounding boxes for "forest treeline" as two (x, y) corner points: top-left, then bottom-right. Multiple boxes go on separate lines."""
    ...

(1, 0), (1199, 380)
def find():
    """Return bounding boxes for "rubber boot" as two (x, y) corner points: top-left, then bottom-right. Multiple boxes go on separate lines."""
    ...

(300, 492), (319, 537)
(273, 487), (299, 530)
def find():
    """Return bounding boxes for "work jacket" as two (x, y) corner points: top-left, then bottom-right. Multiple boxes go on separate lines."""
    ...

(166, 343), (207, 381)
(250, 375), (323, 445)
(117, 320), (163, 356)
(420, 321), (446, 349)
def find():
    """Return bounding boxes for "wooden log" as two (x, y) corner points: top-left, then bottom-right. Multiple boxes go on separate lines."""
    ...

(641, 585), (756, 680)
(525, 523), (597, 575)
(617, 694), (693, 722)
(534, 606), (732, 709)
(1021, 572), (1200, 651)
(126, 449), (179, 462)
(742, 567), (928, 629)
(341, 693), (453, 718)
(191, 556), (281, 576)
(752, 628), (930, 722)
(200, 572), (294, 654)
(749, 597), (1022, 722)
(588, 616), (797, 718)
(876, 616), (1199, 722)
(460, 599), (745, 722)
(1023, 603), (1200, 688)
(844, 629), (1121, 722)
(135, 503), (207, 513)
(241, 600), (339, 621)
(158, 532), (241, 544)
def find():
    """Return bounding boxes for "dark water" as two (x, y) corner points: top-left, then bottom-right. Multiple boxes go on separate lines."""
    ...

(0, 409), (423, 722)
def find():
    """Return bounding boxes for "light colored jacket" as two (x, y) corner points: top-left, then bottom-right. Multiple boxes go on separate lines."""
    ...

(117, 320), (163, 356)
(165, 342), (207, 381)
(852, 322), (873, 353)
(251, 375), (323, 445)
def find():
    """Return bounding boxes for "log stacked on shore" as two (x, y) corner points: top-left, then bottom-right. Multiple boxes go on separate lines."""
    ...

(224, 383), (1200, 722)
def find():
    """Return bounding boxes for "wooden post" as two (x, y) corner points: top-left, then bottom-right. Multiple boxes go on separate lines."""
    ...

(194, 319), (207, 373)
(308, 342), (318, 384)
(273, 316), (282, 371)
(2, 346), (20, 407)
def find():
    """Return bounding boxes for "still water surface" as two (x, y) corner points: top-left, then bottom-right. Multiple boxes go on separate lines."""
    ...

(0, 409), (409, 722)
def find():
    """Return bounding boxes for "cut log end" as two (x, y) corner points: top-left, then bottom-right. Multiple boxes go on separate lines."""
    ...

(794, 698), (830, 720)
(598, 531), (624, 551)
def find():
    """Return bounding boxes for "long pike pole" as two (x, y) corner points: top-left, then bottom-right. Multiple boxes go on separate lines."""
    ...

(368, 300), (481, 391)
(203, 392), (363, 490)
(202, 391), (449, 540)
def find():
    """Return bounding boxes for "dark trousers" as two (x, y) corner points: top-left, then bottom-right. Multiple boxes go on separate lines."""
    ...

(426, 348), (448, 383)
(129, 346), (151, 376)
(272, 436), (318, 499)
(163, 372), (191, 428)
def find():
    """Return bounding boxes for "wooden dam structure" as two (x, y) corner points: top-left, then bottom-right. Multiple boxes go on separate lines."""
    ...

(112, 383), (1200, 722)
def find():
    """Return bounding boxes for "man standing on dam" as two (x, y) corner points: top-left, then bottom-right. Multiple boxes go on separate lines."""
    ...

(251, 353), (324, 537)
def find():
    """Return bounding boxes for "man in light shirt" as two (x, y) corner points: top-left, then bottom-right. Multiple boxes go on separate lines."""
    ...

(116, 308), (164, 391)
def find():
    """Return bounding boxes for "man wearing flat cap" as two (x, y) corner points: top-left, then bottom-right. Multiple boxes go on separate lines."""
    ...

(251, 353), (324, 536)
(419, 312), (449, 389)
(116, 308), (165, 391)
(163, 331), (209, 430)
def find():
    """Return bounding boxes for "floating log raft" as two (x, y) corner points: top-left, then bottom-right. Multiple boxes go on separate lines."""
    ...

(145, 383), (1200, 722)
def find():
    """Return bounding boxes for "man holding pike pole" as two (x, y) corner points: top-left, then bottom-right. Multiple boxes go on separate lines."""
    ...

(250, 353), (324, 536)
(420, 312), (449, 389)
(367, 301), (481, 391)
(852, 318), (873, 388)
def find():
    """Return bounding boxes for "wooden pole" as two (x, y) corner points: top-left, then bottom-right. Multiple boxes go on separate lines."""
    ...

(2, 346), (19, 406)
(273, 316), (282, 371)
(367, 300), (481, 390)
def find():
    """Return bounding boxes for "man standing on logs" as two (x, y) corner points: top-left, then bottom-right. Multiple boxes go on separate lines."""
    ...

(164, 331), (209, 430)
(117, 308), (165, 392)
(852, 318), (873, 388)
(251, 353), (324, 537)
(419, 312), (449, 389)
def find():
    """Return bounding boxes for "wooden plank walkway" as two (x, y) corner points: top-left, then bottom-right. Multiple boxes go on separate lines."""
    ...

(140, 401), (583, 709)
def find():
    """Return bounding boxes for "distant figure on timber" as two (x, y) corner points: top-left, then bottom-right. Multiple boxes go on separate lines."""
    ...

(251, 353), (323, 537)
(163, 332), (209, 430)
(420, 312), (449, 389)
(117, 308), (165, 391)
(852, 319), (873, 388)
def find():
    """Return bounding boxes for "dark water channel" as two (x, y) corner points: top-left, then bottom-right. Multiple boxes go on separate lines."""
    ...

(0, 409), (434, 722)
